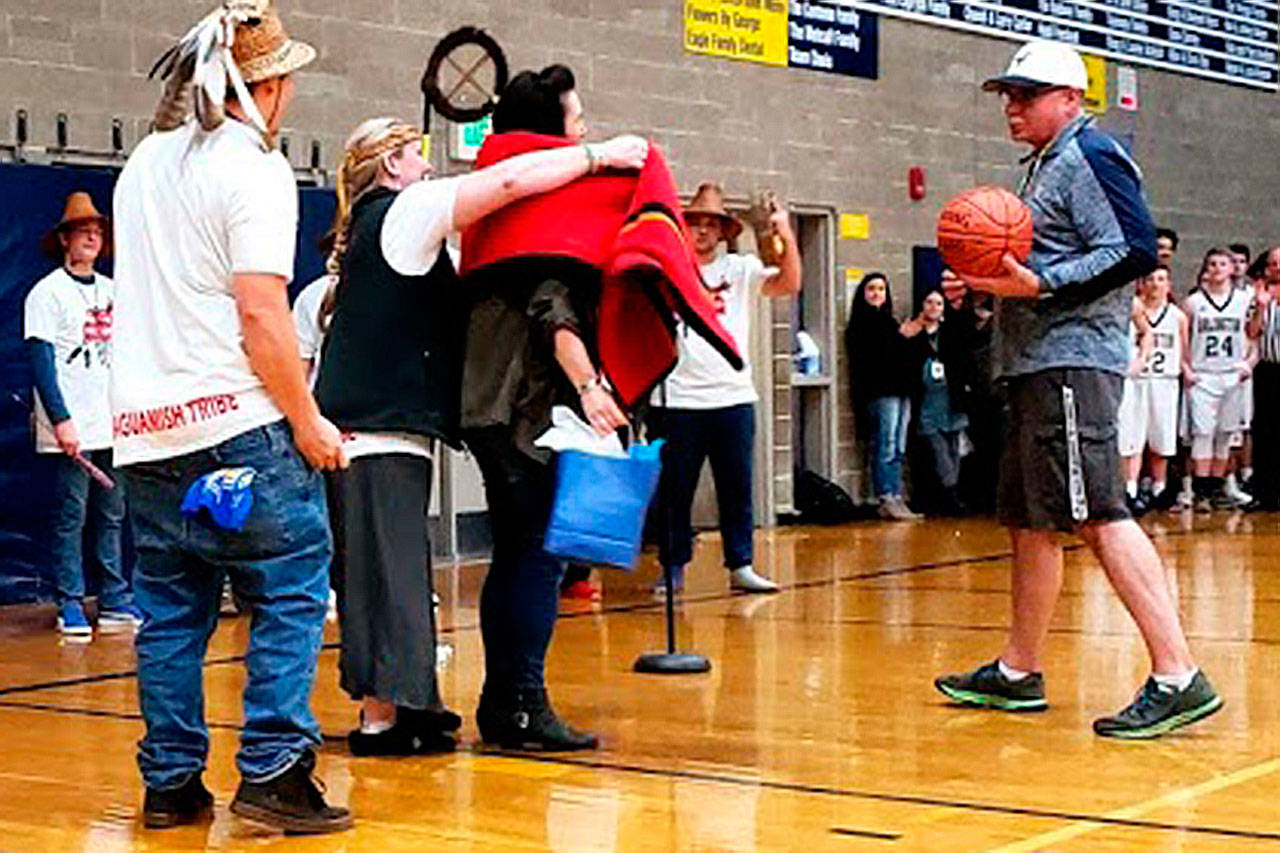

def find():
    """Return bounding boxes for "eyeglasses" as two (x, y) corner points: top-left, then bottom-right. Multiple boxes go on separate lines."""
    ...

(998, 85), (1068, 106)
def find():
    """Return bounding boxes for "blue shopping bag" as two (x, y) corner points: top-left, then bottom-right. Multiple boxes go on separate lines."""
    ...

(544, 440), (665, 570)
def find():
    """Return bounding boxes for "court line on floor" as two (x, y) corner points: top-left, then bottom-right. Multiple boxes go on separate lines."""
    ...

(3, 695), (1271, 846)
(830, 827), (902, 841)
(500, 753), (1280, 843)
(0, 549), (1016, 699)
(983, 756), (1280, 852)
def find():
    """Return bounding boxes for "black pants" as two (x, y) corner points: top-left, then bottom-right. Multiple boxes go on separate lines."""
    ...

(647, 404), (755, 571)
(1253, 362), (1280, 505)
(329, 454), (442, 710)
(464, 426), (565, 693)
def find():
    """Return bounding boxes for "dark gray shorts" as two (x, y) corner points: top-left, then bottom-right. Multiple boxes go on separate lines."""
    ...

(997, 369), (1131, 531)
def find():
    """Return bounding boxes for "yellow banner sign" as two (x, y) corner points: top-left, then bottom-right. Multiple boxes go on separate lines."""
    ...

(1083, 54), (1107, 115)
(685, 0), (788, 67)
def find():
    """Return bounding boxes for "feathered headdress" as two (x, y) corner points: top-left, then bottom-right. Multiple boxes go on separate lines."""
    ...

(148, 1), (315, 141)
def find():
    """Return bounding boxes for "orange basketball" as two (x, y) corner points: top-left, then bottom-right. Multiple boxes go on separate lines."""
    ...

(936, 186), (1033, 278)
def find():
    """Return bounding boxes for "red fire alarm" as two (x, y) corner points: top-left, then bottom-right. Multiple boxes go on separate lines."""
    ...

(908, 166), (926, 201)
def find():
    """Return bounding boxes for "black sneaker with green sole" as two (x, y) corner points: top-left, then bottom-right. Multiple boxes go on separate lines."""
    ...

(1093, 671), (1222, 739)
(934, 660), (1048, 712)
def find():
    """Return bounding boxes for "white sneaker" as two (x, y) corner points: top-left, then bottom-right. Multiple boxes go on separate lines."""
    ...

(1224, 476), (1252, 507)
(729, 566), (780, 594)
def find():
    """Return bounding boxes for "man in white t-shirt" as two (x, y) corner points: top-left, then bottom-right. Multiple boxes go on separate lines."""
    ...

(112, 4), (349, 835)
(648, 181), (801, 595)
(24, 192), (140, 638)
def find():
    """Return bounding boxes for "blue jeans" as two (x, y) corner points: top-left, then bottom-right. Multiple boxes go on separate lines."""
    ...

(465, 426), (565, 693)
(647, 404), (755, 570)
(119, 421), (331, 789)
(48, 449), (130, 607)
(867, 396), (911, 499)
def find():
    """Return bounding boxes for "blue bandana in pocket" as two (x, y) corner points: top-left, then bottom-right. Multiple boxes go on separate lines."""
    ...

(180, 467), (257, 531)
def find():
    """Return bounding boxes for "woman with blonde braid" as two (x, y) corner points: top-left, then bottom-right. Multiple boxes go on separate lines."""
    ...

(314, 117), (647, 755)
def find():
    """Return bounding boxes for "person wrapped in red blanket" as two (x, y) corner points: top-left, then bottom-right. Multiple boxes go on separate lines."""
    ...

(455, 64), (742, 753)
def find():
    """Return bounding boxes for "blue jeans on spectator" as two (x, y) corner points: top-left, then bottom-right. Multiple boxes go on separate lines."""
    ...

(48, 449), (130, 607)
(119, 420), (331, 791)
(647, 404), (755, 571)
(867, 396), (911, 499)
(464, 425), (566, 693)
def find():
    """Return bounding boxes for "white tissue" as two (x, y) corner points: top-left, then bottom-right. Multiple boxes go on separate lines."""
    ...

(534, 406), (628, 458)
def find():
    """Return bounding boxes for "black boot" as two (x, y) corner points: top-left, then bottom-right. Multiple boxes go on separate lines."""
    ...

(476, 687), (598, 752)
(347, 706), (462, 756)
(142, 773), (214, 829)
(230, 750), (352, 835)
(941, 486), (969, 517)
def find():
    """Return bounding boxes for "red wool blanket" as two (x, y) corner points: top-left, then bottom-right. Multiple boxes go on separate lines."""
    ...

(459, 132), (742, 408)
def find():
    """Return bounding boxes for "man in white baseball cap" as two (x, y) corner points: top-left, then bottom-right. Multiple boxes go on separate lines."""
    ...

(981, 39), (1088, 91)
(935, 38), (1221, 741)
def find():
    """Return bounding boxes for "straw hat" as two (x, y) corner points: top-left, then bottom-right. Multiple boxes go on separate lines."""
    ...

(684, 181), (742, 240)
(232, 5), (315, 84)
(40, 191), (110, 259)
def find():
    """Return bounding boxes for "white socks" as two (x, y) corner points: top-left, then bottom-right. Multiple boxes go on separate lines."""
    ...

(1152, 669), (1198, 692)
(998, 659), (1031, 682)
(998, 661), (1197, 690)
(1126, 480), (1138, 498)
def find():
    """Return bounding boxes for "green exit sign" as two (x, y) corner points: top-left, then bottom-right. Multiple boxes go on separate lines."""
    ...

(450, 115), (493, 162)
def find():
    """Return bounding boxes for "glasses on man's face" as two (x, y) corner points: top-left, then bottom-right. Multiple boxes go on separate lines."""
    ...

(999, 85), (1066, 107)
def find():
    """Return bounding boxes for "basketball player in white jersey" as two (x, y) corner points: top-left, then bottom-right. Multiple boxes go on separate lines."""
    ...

(1118, 266), (1185, 514)
(1227, 242), (1256, 505)
(1182, 247), (1257, 511)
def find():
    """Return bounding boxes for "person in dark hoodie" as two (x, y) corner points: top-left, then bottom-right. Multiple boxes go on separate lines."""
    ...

(844, 273), (920, 520)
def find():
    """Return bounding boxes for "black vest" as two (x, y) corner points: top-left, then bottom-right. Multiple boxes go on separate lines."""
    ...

(315, 187), (466, 446)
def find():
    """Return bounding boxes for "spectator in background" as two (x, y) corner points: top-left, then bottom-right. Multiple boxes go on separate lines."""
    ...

(1181, 247), (1255, 511)
(901, 290), (970, 515)
(1228, 241), (1256, 500)
(1230, 243), (1252, 290)
(24, 192), (140, 639)
(844, 273), (920, 520)
(292, 233), (337, 389)
(1117, 266), (1184, 513)
(1246, 246), (1280, 510)
(1156, 227), (1179, 270)
(648, 181), (801, 595)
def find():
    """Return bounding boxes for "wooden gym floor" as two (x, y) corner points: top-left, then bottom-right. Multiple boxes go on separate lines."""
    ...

(1, 512), (1279, 852)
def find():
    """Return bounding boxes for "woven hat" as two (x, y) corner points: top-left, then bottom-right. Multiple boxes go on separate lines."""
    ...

(684, 181), (742, 241)
(232, 5), (315, 84)
(40, 191), (110, 259)
(150, 2), (315, 137)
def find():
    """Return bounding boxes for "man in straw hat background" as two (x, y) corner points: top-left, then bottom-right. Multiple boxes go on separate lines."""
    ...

(111, 1), (350, 834)
(647, 181), (801, 596)
(24, 191), (140, 640)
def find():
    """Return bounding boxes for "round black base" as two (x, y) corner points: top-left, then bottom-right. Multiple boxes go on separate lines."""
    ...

(633, 653), (712, 674)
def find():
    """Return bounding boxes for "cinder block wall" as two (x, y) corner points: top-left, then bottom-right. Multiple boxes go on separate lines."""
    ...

(4, 0), (1277, 501)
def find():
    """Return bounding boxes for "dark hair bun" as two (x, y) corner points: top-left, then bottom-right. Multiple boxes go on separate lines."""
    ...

(493, 64), (577, 136)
